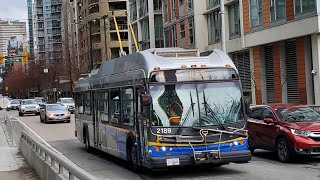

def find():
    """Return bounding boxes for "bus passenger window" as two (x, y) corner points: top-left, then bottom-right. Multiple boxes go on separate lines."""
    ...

(110, 89), (120, 124)
(100, 91), (108, 122)
(76, 92), (84, 114)
(122, 88), (134, 126)
(85, 92), (91, 115)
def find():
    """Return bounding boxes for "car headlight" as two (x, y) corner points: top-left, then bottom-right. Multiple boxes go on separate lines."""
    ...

(290, 129), (311, 137)
(21, 106), (26, 109)
(35, 105), (40, 109)
(64, 112), (71, 116)
(7, 105), (11, 108)
(47, 113), (53, 117)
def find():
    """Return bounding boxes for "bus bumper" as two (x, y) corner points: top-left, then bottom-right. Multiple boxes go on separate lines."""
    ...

(148, 150), (251, 168)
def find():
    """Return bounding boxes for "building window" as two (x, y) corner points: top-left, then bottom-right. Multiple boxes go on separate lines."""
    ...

(189, 18), (195, 46)
(250, 0), (262, 27)
(188, 0), (193, 12)
(208, 11), (221, 44)
(171, 0), (176, 20)
(207, 0), (220, 9)
(180, 22), (185, 38)
(295, 0), (315, 14)
(154, 0), (162, 12)
(163, 0), (168, 22)
(270, 0), (285, 21)
(172, 25), (177, 47)
(155, 15), (164, 48)
(228, 2), (240, 38)
(85, 92), (91, 115)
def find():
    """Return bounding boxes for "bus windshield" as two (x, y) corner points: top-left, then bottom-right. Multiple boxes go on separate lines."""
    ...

(150, 82), (244, 127)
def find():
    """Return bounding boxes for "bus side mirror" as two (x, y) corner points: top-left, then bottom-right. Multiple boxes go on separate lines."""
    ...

(141, 94), (152, 106)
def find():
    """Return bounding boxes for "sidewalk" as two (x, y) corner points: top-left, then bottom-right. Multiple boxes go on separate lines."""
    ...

(0, 121), (39, 180)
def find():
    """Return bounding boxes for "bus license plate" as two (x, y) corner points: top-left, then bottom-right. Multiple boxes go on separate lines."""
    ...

(166, 158), (179, 166)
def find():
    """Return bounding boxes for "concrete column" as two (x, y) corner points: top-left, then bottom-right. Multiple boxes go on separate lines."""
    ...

(193, 0), (207, 52)
(305, 36), (314, 104)
(311, 34), (320, 105)
(127, 0), (132, 54)
(250, 48), (256, 104)
(280, 41), (288, 103)
(148, 1), (155, 48)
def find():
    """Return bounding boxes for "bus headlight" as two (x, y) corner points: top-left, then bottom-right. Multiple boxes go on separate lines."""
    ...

(161, 146), (166, 151)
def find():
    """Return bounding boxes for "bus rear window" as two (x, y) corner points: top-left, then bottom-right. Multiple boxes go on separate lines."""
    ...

(150, 68), (238, 83)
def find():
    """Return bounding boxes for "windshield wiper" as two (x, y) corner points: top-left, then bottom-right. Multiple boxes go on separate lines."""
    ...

(176, 92), (195, 135)
(202, 90), (226, 130)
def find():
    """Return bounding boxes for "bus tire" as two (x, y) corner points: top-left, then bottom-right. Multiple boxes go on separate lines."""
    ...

(127, 140), (139, 172)
(84, 128), (92, 152)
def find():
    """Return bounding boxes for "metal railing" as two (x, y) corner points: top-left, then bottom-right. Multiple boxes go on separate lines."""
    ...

(21, 130), (97, 180)
(309, 105), (320, 113)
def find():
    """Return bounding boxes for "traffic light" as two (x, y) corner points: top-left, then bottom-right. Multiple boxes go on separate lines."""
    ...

(22, 52), (28, 63)
(0, 54), (4, 64)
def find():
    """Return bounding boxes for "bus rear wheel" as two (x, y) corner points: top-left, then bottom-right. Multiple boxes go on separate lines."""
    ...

(84, 130), (92, 152)
(127, 142), (139, 171)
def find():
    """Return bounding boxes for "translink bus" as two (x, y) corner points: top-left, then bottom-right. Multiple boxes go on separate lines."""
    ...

(74, 48), (251, 170)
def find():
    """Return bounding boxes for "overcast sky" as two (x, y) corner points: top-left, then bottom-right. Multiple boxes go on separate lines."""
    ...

(0, 0), (28, 21)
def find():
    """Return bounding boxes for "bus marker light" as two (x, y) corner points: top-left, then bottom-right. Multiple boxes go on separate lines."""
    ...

(181, 65), (187, 69)
(154, 67), (161, 70)
(161, 146), (166, 151)
(169, 147), (173, 151)
(234, 141), (239, 146)
(239, 140), (245, 145)
(200, 65), (207, 68)
(232, 147), (237, 151)
(226, 64), (231, 68)
(148, 150), (152, 154)
(191, 65), (197, 68)
(155, 146), (160, 151)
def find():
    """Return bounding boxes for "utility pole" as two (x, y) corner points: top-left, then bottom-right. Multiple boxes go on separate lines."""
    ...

(220, 0), (226, 52)
(88, 22), (93, 71)
(102, 15), (109, 61)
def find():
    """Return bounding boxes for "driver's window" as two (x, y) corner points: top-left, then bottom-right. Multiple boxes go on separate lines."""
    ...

(263, 108), (275, 120)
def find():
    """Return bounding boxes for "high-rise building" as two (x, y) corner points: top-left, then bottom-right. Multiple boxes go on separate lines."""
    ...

(32, 0), (63, 63)
(128, 0), (164, 52)
(73, 0), (129, 67)
(0, 20), (26, 55)
(27, 0), (34, 55)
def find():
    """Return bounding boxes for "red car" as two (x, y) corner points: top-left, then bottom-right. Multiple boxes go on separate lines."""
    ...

(247, 104), (320, 162)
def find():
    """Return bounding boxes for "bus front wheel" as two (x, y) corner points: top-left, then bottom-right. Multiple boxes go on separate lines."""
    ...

(127, 141), (139, 171)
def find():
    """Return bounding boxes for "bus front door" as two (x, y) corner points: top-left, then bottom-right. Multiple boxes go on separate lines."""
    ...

(93, 92), (101, 146)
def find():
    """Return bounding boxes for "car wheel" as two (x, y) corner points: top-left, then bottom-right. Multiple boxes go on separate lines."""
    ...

(276, 138), (291, 162)
(44, 116), (48, 124)
(19, 112), (23, 116)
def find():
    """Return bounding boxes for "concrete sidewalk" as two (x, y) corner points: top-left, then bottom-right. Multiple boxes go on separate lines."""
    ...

(0, 121), (39, 180)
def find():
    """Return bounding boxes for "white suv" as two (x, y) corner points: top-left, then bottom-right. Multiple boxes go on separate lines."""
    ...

(19, 99), (40, 116)
(57, 98), (75, 113)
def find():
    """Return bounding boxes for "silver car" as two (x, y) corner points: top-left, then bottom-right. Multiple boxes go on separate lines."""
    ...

(57, 98), (75, 113)
(19, 99), (40, 116)
(39, 104), (71, 123)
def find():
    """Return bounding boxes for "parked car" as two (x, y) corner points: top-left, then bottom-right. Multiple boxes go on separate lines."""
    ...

(247, 104), (320, 162)
(34, 97), (46, 105)
(57, 98), (75, 113)
(18, 99), (40, 116)
(39, 104), (71, 123)
(6, 99), (20, 110)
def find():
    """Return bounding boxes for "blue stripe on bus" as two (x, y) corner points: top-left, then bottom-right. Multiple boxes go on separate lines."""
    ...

(148, 139), (248, 157)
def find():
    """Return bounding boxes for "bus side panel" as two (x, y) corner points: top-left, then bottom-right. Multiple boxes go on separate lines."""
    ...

(105, 125), (120, 157)
(87, 121), (94, 147)
(75, 118), (84, 143)
(117, 130), (129, 160)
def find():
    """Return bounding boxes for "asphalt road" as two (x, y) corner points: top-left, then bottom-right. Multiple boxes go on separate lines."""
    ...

(5, 110), (320, 180)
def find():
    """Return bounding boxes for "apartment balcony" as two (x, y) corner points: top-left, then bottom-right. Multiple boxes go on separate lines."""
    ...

(89, 0), (99, 6)
(36, 3), (43, 7)
(52, 23), (61, 28)
(109, 40), (128, 48)
(53, 39), (62, 43)
(51, 0), (62, 5)
(110, 24), (128, 32)
(52, 8), (61, 13)
(52, 31), (61, 36)
(52, 16), (61, 21)
(36, 10), (43, 14)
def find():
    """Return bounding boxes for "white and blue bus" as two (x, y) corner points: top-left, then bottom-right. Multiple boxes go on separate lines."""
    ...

(74, 48), (251, 170)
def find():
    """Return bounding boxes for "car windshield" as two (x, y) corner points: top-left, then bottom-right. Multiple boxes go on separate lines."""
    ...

(22, 100), (37, 105)
(61, 99), (74, 103)
(150, 82), (244, 127)
(275, 107), (320, 122)
(47, 105), (66, 111)
(11, 100), (20, 104)
(35, 99), (44, 102)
